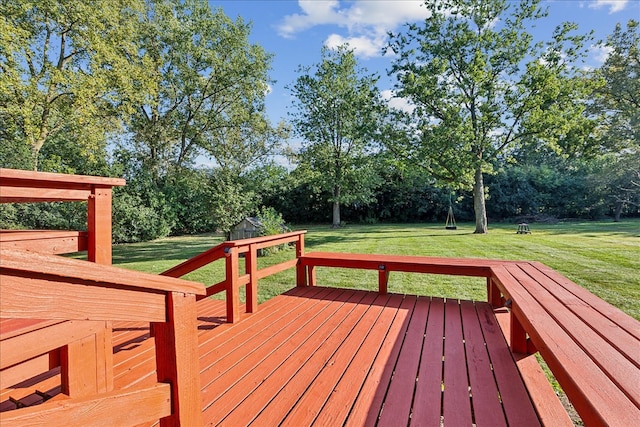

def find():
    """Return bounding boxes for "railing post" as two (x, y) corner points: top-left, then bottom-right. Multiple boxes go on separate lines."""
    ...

(87, 186), (113, 265)
(154, 292), (203, 426)
(246, 244), (258, 313)
(296, 233), (307, 286)
(487, 277), (503, 308)
(226, 247), (240, 323)
(378, 265), (389, 295)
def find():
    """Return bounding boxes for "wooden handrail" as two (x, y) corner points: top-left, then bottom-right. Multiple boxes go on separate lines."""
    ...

(0, 168), (126, 264)
(223, 230), (306, 248)
(161, 231), (308, 323)
(0, 168), (125, 203)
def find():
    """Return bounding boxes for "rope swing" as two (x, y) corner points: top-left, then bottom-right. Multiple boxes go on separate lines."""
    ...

(445, 193), (457, 230)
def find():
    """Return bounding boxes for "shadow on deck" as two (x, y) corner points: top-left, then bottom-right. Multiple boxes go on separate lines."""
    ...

(108, 286), (538, 426)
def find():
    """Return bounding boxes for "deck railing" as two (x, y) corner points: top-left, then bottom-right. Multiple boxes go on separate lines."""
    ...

(0, 248), (205, 426)
(161, 230), (307, 323)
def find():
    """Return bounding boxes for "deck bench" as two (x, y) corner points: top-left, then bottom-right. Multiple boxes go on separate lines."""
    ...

(301, 251), (640, 426)
(490, 262), (640, 426)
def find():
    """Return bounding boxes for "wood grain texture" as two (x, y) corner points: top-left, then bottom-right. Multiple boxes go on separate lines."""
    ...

(0, 320), (104, 370)
(0, 230), (88, 255)
(1, 274), (167, 322)
(515, 354), (574, 427)
(0, 384), (170, 427)
(1, 248), (205, 295)
(154, 292), (203, 427)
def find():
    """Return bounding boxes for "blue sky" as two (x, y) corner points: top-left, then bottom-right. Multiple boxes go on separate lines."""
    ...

(212, 0), (639, 126)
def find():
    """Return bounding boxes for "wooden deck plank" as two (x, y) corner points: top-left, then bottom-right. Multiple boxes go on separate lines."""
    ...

(197, 287), (331, 372)
(460, 300), (507, 427)
(312, 294), (405, 427)
(216, 290), (371, 426)
(476, 302), (541, 426)
(410, 297), (445, 427)
(198, 288), (344, 404)
(345, 295), (418, 427)
(279, 292), (392, 425)
(202, 289), (362, 425)
(442, 299), (473, 426)
(377, 296), (430, 426)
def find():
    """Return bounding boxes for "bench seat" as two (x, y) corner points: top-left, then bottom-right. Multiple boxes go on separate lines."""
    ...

(491, 262), (640, 426)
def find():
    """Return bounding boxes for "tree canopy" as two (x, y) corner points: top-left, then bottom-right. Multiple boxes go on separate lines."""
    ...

(1, 0), (637, 241)
(289, 45), (384, 227)
(0, 0), (149, 170)
(386, 0), (598, 233)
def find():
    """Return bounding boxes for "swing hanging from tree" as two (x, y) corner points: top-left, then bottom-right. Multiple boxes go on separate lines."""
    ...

(445, 193), (457, 230)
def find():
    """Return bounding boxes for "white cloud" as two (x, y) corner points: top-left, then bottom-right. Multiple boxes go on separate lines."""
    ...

(277, 1), (346, 38)
(588, 0), (629, 14)
(590, 44), (613, 64)
(381, 89), (415, 113)
(277, 1), (430, 57)
(325, 33), (386, 58)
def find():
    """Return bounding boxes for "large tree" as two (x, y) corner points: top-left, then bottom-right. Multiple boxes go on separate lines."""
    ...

(0, 0), (147, 170)
(387, 0), (597, 233)
(594, 20), (640, 218)
(289, 45), (383, 227)
(126, 0), (278, 183)
(595, 20), (640, 149)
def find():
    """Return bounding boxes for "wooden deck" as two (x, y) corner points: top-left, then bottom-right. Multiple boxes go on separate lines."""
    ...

(129, 286), (542, 426)
(2, 286), (542, 426)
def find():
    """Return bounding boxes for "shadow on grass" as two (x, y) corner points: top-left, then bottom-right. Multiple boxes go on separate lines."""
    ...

(111, 235), (224, 266)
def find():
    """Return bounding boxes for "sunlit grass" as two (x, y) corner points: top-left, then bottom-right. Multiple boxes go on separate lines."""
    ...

(111, 219), (640, 320)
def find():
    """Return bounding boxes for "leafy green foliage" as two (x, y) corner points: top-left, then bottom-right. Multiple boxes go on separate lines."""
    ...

(387, 0), (599, 233)
(289, 45), (384, 227)
(124, 0), (278, 181)
(595, 20), (640, 150)
(0, 0), (149, 170)
(256, 206), (287, 237)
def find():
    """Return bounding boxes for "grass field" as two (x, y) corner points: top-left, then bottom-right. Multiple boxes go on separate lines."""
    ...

(111, 219), (640, 320)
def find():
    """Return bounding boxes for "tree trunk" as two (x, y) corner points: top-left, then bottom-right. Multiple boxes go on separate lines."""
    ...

(31, 139), (45, 171)
(473, 165), (488, 234)
(332, 185), (341, 228)
(614, 202), (623, 222)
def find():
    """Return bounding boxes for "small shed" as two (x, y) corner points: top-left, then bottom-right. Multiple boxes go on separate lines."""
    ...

(228, 217), (264, 241)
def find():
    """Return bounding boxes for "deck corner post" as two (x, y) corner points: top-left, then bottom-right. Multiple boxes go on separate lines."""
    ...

(295, 234), (307, 286)
(226, 247), (241, 323)
(154, 291), (203, 427)
(87, 186), (113, 265)
(296, 263), (308, 287)
(246, 244), (258, 314)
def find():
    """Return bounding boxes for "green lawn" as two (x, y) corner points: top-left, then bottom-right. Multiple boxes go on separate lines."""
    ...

(111, 219), (640, 320)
